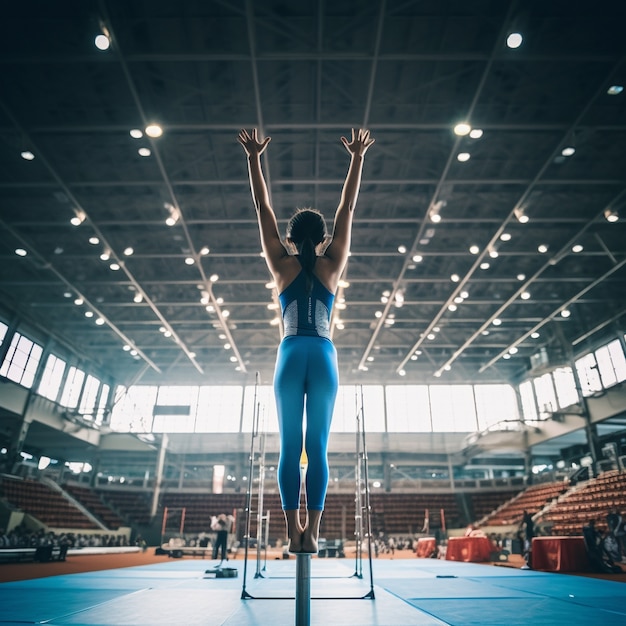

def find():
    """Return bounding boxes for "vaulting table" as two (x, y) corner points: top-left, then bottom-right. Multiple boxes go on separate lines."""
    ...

(415, 537), (437, 558)
(531, 536), (590, 572)
(445, 536), (494, 562)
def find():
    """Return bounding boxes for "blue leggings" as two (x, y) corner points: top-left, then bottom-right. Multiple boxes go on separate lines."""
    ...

(274, 335), (338, 511)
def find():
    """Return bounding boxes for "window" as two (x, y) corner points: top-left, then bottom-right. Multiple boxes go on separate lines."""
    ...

(534, 373), (558, 417)
(79, 375), (100, 418)
(110, 385), (158, 432)
(0, 331), (43, 388)
(474, 384), (518, 431)
(241, 385), (278, 433)
(331, 385), (385, 432)
(0, 321), (7, 347)
(196, 386), (243, 432)
(595, 340), (626, 388)
(152, 386), (198, 433)
(96, 384), (110, 424)
(519, 380), (537, 421)
(575, 353), (602, 397)
(429, 385), (477, 432)
(59, 366), (85, 409)
(385, 385), (432, 432)
(38, 354), (66, 402)
(552, 367), (579, 408)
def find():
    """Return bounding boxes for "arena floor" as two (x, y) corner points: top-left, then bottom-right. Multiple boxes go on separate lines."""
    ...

(1, 554), (626, 626)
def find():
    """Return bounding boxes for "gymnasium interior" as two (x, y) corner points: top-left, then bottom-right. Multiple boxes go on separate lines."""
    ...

(1, 1), (626, 624)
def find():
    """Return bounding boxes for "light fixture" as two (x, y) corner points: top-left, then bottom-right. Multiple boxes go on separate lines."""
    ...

(412, 254), (423, 263)
(492, 318), (502, 326)
(450, 273), (460, 282)
(604, 208), (619, 222)
(469, 245), (480, 254)
(506, 32), (523, 48)
(123, 247), (134, 256)
(89, 237), (99, 245)
(500, 232), (511, 242)
(480, 262), (490, 270)
(100, 250), (111, 261)
(561, 146), (576, 157)
(430, 212), (442, 223)
(457, 152), (471, 162)
(374, 311), (383, 318)
(70, 210), (86, 226)
(448, 304), (457, 311)
(531, 331), (540, 338)
(200, 246), (210, 255)
(109, 262), (120, 271)
(130, 129), (143, 139)
(469, 129), (483, 139)
(538, 244), (549, 253)
(454, 122), (471, 136)
(517, 273), (526, 281)
(489, 249), (499, 258)
(210, 274), (219, 283)
(133, 293), (143, 303)
(85, 311), (93, 318)
(607, 85), (623, 95)
(560, 309), (571, 318)
(397, 245), (407, 254)
(138, 147), (151, 157)
(15, 248), (27, 257)
(95, 317), (105, 325)
(521, 291), (531, 300)
(94, 33), (110, 50)
(145, 124), (163, 138)
(20, 150), (35, 161)
(185, 257), (195, 265)
(338, 279), (350, 288)
(572, 244), (583, 253)
(74, 298), (83, 306)
(514, 207), (529, 223)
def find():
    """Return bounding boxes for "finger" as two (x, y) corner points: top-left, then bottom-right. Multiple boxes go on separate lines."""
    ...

(340, 136), (349, 149)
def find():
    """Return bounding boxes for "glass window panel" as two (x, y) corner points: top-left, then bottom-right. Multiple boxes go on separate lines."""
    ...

(96, 384), (110, 424)
(0, 332), (42, 387)
(242, 385), (278, 433)
(552, 367), (579, 408)
(330, 385), (357, 432)
(474, 384), (518, 431)
(110, 385), (158, 432)
(354, 386), (385, 432)
(79, 375), (100, 417)
(195, 386), (243, 432)
(38, 354), (66, 401)
(533, 373), (558, 416)
(59, 366), (85, 408)
(152, 386), (198, 432)
(576, 353), (602, 397)
(385, 385), (432, 432)
(595, 345), (617, 388)
(429, 385), (477, 432)
(0, 321), (8, 346)
(608, 340), (626, 383)
(519, 380), (537, 421)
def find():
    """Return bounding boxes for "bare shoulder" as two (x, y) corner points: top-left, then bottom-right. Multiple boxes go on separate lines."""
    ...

(313, 255), (341, 294)
(272, 255), (302, 293)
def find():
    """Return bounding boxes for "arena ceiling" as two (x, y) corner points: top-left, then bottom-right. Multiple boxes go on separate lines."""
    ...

(1, 0), (625, 390)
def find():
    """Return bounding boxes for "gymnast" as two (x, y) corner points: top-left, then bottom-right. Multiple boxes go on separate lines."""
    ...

(238, 127), (374, 553)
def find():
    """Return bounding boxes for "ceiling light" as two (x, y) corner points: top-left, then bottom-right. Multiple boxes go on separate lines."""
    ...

(503, 353), (511, 359)
(531, 332), (540, 338)
(74, 298), (83, 306)
(500, 233), (511, 242)
(517, 273), (525, 281)
(427, 333), (435, 340)
(265, 281), (275, 289)
(109, 263), (120, 270)
(335, 322), (345, 330)
(165, 216), (178, 226)
(457, 152), (471, 162)
(95, 318), (105, 325)
(482, 330), (490, 336)
(124, 247), (134, 256)
(209, 274), (219, 283)
(145, 124), (163, 138)
(130, 129), (143, 139)
(397, 245), (407, 254)
(561, 146), (576, 157)
(469, 129), (483, 139)
(222, 310), (230, 318)
(572, 244), (583, 253)
(216, 297), (224, 304)
(469, 245), (480, 254)
(130, 349), (138, 356)
(133, 293), (143, 303)
(454, 296), (463, 304)
(230, 356), (238, 362)
(430, 212), (442, 223)
(560, 309), (571, 318)
(521, 291), (531, 300)
(506, 32), (523, 48)
(185, 257), (195, 265)
(200, 246), (210, 255)
(138, 148), (151, 157)
(89, 237), (99, 245)
(367, 356), (375, 362)
(538, 244), (549, 253)
(63, 291), (72, 298)
(451, 273), (460, 282)
(94, 34), (110, 50)
(480, 262), (490, 270)
(336, 301), (347, 310)
(20, 150), (35, 161)
(223, 343), (231, 350)
(375, 311), (383, 318)
(15, 248), (27, 257)
(460, 291), (468, 299)
(448, 304), (457, 311)
(604, 208), (619, 222)
(607, 85), (623, 95)
(454, 122), (471, 136)
(123, 344), (131, 351)
(489, 249), (499, 258)
(444, 364), (451, 371)
(70, 210), (86, 226)
(514, 207), (529, 223)
(338, 279), (350, 288)
(85, 311), (94, 318)
(398, 369), (406, 377)
(412, 254), (423, 262)
(100, 251), (111, 261)
(492, 318), (502, 326)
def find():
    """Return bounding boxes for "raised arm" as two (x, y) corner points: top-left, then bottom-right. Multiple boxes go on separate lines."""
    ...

(237, 129), (289, 276)
(324, 128), (375, 273)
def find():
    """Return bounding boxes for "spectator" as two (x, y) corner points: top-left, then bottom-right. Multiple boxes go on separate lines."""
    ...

(582, 519), (621, 573)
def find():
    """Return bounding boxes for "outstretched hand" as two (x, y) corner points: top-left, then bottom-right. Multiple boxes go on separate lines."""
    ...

(238, 128), (271, 157)
(341, 128), (375, 157)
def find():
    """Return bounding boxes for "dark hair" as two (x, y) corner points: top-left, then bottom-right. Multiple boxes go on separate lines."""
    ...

(286, 208), (327, 293)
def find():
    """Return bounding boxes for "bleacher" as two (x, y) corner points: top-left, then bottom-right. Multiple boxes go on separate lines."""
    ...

(63, 484), (125, 530)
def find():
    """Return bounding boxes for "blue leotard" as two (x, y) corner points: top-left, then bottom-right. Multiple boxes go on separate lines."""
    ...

(274, 265), (338, 511)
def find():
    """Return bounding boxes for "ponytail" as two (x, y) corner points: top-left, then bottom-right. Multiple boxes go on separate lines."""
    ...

(286, 208), (327, 294)
(299, 237), (317, 294)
